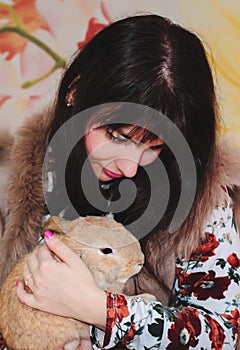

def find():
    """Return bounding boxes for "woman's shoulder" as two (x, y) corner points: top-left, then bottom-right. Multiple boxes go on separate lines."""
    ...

(12, 105), (54, 148)
(232, 186), (240, 235)
(215, 140), (240, 230)
(4, 105), (54, 211)
(0, 132), (14, 220)
(0, 105), (55, 286)
(200, 139), (240, 224)
(213, 140), (240, 197)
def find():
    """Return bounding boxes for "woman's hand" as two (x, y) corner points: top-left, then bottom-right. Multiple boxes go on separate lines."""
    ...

(16, 232), (106, 329)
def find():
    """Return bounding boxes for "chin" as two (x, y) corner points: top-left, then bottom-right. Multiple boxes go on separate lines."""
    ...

(99, 174), (112, 181)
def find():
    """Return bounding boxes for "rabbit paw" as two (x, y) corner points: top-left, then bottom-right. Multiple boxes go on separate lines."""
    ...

(64, 338), (80, 350)
(132, 293), (157, 303)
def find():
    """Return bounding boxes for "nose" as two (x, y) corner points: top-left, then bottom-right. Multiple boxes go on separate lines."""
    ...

(115, 158), (139, 178)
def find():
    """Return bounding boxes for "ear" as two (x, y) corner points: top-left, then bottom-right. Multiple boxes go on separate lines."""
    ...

(65, 75), (80, 107)
(42, 216), (71, 236)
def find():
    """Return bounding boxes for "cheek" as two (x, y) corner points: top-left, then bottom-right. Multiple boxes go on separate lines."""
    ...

(87, 142), (117, 161)
(85, 130), (125, 161)
(85, 130), (112, 160)
(85, 130), (102, 155)
(140, 150), (161, 166)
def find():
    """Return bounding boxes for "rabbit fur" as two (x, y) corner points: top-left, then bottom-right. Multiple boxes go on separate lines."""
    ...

(0, 215), (145, 350)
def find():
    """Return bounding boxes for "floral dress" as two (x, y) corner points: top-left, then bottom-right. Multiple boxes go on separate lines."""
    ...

(0, 198), (239, 350)
(91, 203), (240, 349)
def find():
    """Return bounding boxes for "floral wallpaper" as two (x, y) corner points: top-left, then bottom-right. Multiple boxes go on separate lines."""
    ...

(0, 0), (239, 145)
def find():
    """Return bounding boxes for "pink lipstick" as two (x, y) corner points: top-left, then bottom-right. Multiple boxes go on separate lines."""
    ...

(103, 168), (123, 179)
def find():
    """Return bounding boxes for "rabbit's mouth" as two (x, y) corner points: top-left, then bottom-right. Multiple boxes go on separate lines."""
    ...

(133, 262), (144, 276)
(116, 277), (128, 284)
(118, 262), (144, 283)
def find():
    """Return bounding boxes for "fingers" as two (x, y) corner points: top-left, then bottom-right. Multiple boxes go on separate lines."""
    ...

(16, 280), (39, 309)
(23, 247), (39, 275)
(23, 244), (52, 281)
(20, 234), (79, 295)
(22, 240), (56, 293)
(44, 233), (78, 267)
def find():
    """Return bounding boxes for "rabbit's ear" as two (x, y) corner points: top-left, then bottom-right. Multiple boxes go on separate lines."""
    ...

(42, 216), (71, 236)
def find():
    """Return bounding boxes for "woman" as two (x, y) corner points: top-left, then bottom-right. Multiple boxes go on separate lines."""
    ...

(0, 15), (239, 349)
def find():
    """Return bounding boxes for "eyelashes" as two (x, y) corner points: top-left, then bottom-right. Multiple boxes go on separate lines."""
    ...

(150, 143), (165, 151)
(106, 129), (129, 144)
(106, 128), (165, 151)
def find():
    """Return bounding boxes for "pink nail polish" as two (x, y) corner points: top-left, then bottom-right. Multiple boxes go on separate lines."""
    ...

(44, 230), (54, 239)
(16, 281), (19, 286)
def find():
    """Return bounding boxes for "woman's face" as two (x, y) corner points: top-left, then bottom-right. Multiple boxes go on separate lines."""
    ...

(85, 125), (164, 181)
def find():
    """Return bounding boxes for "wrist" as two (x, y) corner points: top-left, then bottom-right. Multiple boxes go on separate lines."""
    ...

(92, 288), (107, 329)
(79, 287), (106, 329)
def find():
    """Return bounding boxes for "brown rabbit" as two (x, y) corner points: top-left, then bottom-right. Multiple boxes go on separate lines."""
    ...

(0, 215), (145, 350)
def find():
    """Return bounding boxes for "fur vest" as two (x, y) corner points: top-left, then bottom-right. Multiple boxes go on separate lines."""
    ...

(0, 108), (240, 307)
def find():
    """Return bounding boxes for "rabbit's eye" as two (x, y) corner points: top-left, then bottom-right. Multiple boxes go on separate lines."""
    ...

(100, 247), (113, 255)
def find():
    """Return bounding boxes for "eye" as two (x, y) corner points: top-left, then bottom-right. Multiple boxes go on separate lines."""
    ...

(100, 247), (113, 254)
(106, 129), (128, 144)
(150, 143), (165, 151)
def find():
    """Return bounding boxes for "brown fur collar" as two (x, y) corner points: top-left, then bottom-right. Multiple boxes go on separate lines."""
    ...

(175, 139), (240, 257)
(0, 132), (13, 229)
(0, 108), (240, 291)
(0, 107), (53, 286)
(133, 140), (240, 302)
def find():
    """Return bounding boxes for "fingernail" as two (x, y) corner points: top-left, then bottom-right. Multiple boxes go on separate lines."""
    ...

(16, 281), (19, 286)
(44, 230), (54, 239)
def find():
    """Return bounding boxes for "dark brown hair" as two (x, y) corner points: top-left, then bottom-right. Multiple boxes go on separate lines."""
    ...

(48, 15), (218, 243)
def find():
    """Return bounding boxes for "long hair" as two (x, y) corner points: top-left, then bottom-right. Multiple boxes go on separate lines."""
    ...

(48, 15), (218, 250)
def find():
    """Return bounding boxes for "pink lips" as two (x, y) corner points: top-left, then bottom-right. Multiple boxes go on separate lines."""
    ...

(103, 168), (123, 179)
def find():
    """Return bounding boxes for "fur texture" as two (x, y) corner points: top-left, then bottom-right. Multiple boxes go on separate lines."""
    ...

(0, 132), (14, 238)
(0, 107), (53, 286)
(0, 107), (240, 306)
(0, 215), (145, 350)
(124, 139), (240, 303)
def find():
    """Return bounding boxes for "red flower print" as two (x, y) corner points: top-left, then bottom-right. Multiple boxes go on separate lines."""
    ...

(122, 322), (137, 345)
(78, 17), (110, 50)
(177, 270), (231, 300)
(106, 292), (129, 329)
(77, 1), (111, 50)
(205, 315), (225, 349)
(104, 292), (130, 346)
(227, 253), (240, 268)
(0, 0), (49, 60)
(167, 308), (201, 349)
(190, 233), (220, 262)
(0, 95), (11, 108)
(176, 267), (190, 287)
(222, 308), (240, 333)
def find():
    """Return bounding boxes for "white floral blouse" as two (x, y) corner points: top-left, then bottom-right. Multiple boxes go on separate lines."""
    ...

(91, 202), (240, 349)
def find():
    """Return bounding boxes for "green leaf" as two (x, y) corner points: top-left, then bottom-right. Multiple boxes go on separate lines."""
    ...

(216, 258), (226, 269)
(148, 322), (163, 338)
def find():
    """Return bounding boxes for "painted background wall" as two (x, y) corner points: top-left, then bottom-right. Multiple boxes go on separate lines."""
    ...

(0, 0), (239, 145)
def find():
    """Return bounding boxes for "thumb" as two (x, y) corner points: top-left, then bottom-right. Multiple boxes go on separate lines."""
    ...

(44, 231), (78, 267)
